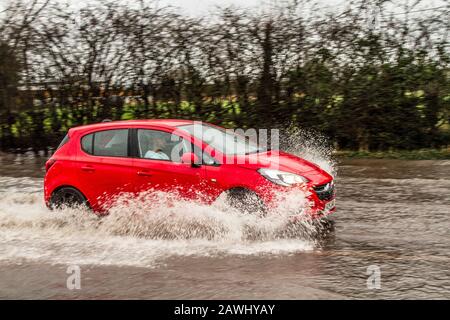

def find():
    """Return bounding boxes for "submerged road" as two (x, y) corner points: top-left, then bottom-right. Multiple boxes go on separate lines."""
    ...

(0, 154), (449, 299)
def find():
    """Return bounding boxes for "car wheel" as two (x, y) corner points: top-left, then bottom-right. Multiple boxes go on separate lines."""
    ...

(226, 188), (266, 216)
(49, 187), (89, 210)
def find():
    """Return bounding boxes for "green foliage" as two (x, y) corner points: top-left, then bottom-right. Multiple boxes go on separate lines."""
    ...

(0, 0), (448, 154)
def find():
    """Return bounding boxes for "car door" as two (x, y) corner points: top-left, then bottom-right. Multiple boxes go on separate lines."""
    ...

(132, 128), (208, 201)
(77, 128), (136, 210)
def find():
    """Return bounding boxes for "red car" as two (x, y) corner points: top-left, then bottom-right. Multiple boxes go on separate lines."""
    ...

(44, 120), (335, 219)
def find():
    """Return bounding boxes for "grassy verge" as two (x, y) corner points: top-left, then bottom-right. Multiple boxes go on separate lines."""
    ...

(334, 148), (450, 160)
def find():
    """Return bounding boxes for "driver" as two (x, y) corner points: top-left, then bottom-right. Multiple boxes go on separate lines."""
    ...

(144, 134), (170, 160)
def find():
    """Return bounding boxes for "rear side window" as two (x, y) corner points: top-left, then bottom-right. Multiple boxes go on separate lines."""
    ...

(81, 134), (93, 154)
(57, 134), (69, 150)
(81, 129), (128, 157)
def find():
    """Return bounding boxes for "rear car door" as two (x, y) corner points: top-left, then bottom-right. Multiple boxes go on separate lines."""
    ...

(132, 128), (208, 201)
(76, 128), (135, 210)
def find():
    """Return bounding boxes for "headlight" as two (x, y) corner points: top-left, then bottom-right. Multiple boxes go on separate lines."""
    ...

(258, 168), (309, 187)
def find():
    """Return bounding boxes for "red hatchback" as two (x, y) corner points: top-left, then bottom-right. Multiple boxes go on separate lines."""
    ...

(44, 120), (335, 218)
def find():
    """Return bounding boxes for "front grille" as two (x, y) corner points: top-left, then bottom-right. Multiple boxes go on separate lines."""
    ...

(313, 181), (335, 201)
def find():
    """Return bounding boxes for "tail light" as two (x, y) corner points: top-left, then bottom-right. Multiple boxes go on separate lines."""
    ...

(45, 158), (56, 172)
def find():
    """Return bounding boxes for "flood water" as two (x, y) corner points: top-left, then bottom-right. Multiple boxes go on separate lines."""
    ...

(0, 152), (449, 299)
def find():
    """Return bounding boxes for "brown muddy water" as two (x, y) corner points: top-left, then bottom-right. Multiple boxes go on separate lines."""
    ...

(0, 152), (449, 299)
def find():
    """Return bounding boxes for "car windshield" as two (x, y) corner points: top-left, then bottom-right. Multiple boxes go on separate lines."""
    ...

(178, 124), (265, 155)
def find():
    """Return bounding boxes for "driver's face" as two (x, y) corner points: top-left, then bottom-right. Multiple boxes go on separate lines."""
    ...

(154, 137), (165, 149)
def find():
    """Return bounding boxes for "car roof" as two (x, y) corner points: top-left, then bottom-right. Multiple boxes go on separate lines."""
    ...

(69, 119), (197, 134)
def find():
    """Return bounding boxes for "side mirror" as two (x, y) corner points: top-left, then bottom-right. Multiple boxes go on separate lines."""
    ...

(181, 152), (200, 166)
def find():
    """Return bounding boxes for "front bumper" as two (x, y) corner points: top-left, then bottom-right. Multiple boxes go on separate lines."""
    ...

(315, 198), (336, 216)
(256, 178), (336, 220)
(288, 181), (336, 221)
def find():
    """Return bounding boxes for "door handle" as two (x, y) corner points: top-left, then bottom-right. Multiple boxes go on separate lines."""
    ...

(81, 165), (95, 172)
(137, 171), (152, 177)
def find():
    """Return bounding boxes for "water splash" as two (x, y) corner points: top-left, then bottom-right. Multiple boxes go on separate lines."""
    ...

(281, 125), (337, 177)
(0, 179), (328, 267)
(0, 130), (337, 267)
(0, 187), (320, 240)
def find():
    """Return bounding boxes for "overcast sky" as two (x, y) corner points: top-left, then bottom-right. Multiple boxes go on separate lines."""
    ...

(142, 0), (447, 16)
(1, 0), (447, 17)
(66, 0), (346, 16)
(141, 0), (343, 16)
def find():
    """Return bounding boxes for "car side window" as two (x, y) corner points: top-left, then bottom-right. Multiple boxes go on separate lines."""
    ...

(137, 129), (189, 162)
(81, 129), (128, 157)
(201, 150), (217, 165)
(81, 133), (93, 154)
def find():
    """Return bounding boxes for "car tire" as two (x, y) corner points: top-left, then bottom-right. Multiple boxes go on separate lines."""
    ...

(226, 188), (267, 216)
(49, 187), (89, 210)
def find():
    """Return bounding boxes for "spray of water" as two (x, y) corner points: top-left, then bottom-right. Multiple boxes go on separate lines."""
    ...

(0, 187), (320, 266)
(0, 129), (336, 267)
(282, 125), (337, 177)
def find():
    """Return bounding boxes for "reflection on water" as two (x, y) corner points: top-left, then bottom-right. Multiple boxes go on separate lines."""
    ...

(0, 152), (449, 299)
